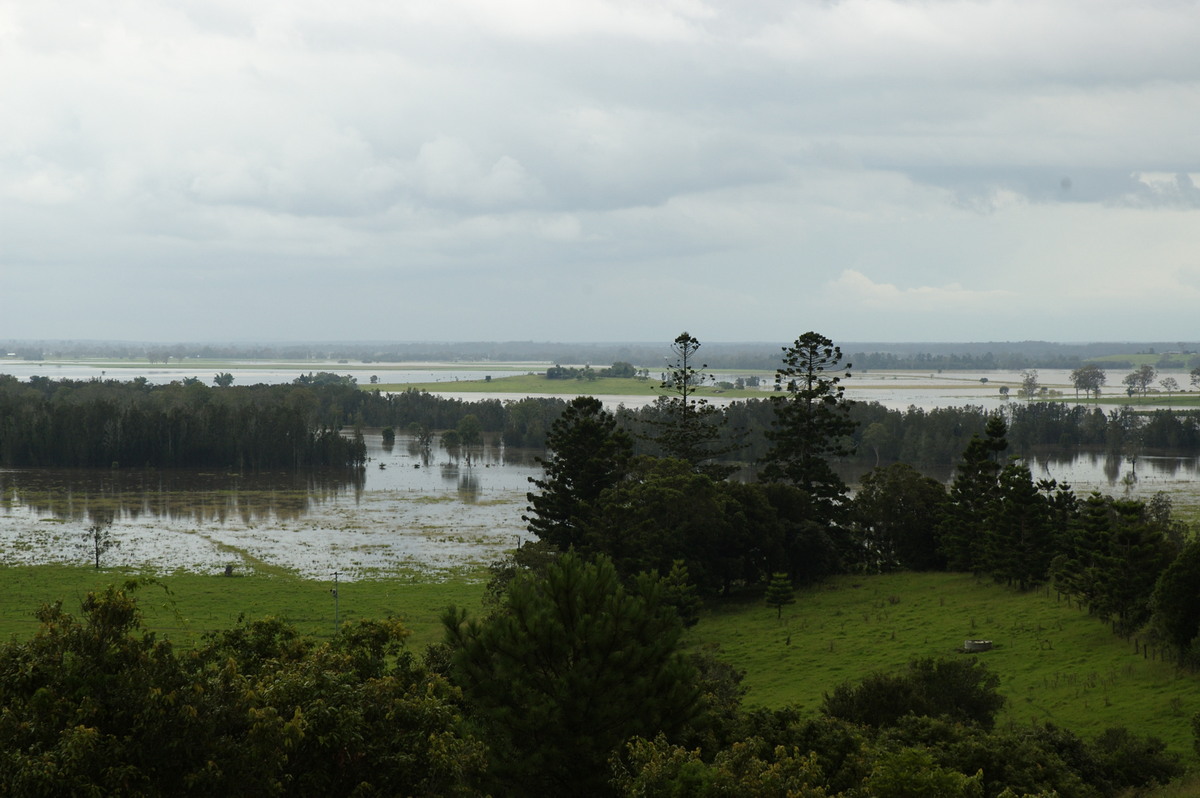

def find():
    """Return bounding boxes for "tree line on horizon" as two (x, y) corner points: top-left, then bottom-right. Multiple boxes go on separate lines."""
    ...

(8, 337), (1200, 371)
(0, 375), (365, 469)
(8, 364), (1200, 474)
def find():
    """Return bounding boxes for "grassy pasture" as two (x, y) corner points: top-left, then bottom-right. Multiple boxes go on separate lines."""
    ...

(3, 566), (1197, 759)
(0, 565), (488, 652)
(694, 571), (1200, 756)
(376, 373), (766, 398)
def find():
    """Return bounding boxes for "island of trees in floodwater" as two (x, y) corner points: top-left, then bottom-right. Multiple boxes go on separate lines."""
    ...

(2, 332), (1200, 795)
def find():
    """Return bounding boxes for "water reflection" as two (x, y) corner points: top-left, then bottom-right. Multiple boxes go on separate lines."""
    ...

(0, 467), (365, 524)
(1023, 449), (1200, 495)
(458, 473), (481, 503)
(0, 430), (547, 578)
(0, 432), (542, 526)
(839, 448), (1200, 505)
(1, 426), (1197, 579)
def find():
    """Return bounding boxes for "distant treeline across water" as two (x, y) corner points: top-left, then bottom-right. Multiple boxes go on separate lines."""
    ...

(0, 375), (366, 469)
(4, 375), (1200, 470)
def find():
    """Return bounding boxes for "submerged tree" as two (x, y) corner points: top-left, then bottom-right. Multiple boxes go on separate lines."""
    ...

(83, 519), (118, 569)
(760, 332), (857, 523)
(1070, 364), (1106, 399)
(1019, 369), (1040, 401)
(1123, 364), (1157, 397)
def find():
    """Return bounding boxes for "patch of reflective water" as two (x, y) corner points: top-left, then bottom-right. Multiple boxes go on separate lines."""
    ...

(3, 429), (1196, 581)
(0, 432), (542, 581)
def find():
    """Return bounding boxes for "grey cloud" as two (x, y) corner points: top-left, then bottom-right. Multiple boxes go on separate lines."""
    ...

(5, 0), (1200, 344)
(1117, 172), (1200, 208)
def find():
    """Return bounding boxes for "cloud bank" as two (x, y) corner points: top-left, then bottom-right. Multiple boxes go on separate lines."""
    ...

(2, 0), (1199, 343)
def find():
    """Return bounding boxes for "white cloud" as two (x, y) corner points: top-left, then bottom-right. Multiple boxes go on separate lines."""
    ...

(2, 158), (89, 205)
(410, 138), (544, 208)
(828, 270), (1018, 312)
(1120, 172), (1200, 208)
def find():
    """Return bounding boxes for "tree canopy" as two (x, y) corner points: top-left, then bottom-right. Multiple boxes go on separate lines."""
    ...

(760, 331), (857, 523)
(442, 553), (700, 797)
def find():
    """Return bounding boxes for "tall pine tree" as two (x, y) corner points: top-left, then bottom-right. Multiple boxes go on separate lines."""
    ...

(645, 332), (736, 477)
(523, 396), (632, 550)
(761, 332), (857, 525)
(938, 415), (1008, 572)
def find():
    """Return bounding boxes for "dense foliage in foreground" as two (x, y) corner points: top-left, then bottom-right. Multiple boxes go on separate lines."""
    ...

(0, 582), (484, 796)
(0, 570), (1184, 797)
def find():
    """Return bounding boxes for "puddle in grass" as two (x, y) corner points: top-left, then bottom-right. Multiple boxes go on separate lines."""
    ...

(0, 433), (541, 581)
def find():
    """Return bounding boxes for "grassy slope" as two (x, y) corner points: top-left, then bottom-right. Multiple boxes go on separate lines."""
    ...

(3, 566), (1197, 758)
(692, 572), (1200, 755)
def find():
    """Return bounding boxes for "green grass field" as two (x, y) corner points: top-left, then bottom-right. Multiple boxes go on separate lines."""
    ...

(376, 373), (766, 398)
(0, 565), (488, 651)
(693, 572), (1200, 756)
(4, 566), (1197, 759)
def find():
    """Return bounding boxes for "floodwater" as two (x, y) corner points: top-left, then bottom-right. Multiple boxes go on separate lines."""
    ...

(2, 363), (1198, 578)
(3, 427), (1197, 581)
(4, 361), (1191, 413)
(0, 432), (542, 581)
(0, 360), (538, 387)
(1025, 450), (1200, 500)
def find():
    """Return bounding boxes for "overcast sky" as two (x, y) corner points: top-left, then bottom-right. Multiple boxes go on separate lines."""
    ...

(3, 0), (1199, 344)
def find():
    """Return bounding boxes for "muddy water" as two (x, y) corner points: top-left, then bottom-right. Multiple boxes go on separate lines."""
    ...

(0, 432), (542, 581)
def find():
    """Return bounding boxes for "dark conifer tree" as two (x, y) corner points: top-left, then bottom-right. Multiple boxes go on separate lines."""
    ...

(442, 553), (699, 797)
(938, 415), (1008, 572)
(1093, 500), (1176, 633)
(760, 332), (857, 525)
(644, 332), (737, 477)
(523, 396), (632, 550)
(984, 463), (1062, 590)
(1051, 491), (1112, 605)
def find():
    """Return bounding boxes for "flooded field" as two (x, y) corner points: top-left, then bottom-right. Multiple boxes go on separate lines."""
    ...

(3, 426), (1198, 580)
(2, 361), (1199, 578)
(0, 433), (541, 582)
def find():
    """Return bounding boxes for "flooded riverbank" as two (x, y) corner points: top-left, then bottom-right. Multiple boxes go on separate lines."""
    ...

(0, 432), (540, 581)
(3, 426), (1198, 579)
